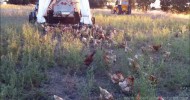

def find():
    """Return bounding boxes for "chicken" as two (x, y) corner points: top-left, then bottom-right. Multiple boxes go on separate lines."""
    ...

(148, 75), (158, 84)
(123, 41), (132, 53)
(127, 75), (135, 86)
(158, 96), (164, 100)
(103, 50), (117, 65)
(163, 51), (171, 58)
(113, 28), (117, 34)
(167, 43), (172, 46)
(93, 39), (102, 47)
(119, 79), (128, 91)
(119, 81), (132, 92)
(108, 71), (125, 84)
(135, 91), (140, 100)
(153, 44), (161, 51)
(103, 51), (110, 65)
(105, 35), (112, 41)
(104, 40), (112, 48)
(99, 33), (105, 40)
(99, 87), (114, 100)
(128, 58), (140, 71)
(108, 31), (115, 39)
(111, 54), (117, 63)
(149, 44), (162, 51)
(54, 95), (64, 100)
(125, 46), (132, 53)
(134, 54), (141, 60)
(174, 31), (181, 38)
(174, 32), (179, 37)
(81, 37), (87, 44)
(141, 46), (152, 53)
(117, 42), (125, 48)
(110, 50), (116, 62)
(118, 76), (135, 92)
(84, 50), (96, 66)
(142, 72), (158, 85)
(44, 26), (51, 32)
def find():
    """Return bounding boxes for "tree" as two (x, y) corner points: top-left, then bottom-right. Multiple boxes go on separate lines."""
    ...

(171, 0), (189, 12)
(136, 0), (156, 11)
(8, 0), (36, 4)
(8, 0), (108, 8)
(160, 0), (190, 13)
(89, 0), (108, 8)
(130, 0), (137, 9)
(160, 0), (171, 11)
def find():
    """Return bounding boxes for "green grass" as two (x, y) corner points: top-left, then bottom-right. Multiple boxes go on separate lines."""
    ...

(0, 5), (190, 100)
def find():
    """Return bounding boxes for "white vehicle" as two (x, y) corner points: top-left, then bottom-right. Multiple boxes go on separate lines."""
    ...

(0, 0), (8, 4)
(29, 0), (95, 25)
(150, 0), (161, 9)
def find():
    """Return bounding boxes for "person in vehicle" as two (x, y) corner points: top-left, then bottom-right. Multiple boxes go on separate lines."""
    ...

(116, 0), (122, 14)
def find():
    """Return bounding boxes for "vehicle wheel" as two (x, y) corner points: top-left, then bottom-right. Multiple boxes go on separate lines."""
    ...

(46, 10), (54, 24)
(74, 12), (81, 24)
(29, 12), (37, 23)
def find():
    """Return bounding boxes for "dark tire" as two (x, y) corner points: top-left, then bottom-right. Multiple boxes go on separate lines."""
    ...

(45, 10), (54, 24)
(74, 12), (81, 24)
(29, 12), (37, 23)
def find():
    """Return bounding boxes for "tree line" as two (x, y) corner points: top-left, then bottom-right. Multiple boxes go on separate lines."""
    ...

(160, 0), (190, 13)
(8, 0), (190, 13)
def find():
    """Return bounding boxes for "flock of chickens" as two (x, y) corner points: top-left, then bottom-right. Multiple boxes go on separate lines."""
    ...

(43, 24), (170, 100)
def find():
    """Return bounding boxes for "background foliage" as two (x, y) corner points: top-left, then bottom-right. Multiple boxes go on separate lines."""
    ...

(136, 0), (156, 11)
(160, 0), (190, 13)
(8, 0), (36, 4)
(7, 0), (190, 13)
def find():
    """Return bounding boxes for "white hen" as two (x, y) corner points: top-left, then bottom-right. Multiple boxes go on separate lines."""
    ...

(54, 95), (64, 100)
(99, 87), (114, 100)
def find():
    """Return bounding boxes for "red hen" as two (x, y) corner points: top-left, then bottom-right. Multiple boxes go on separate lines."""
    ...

(152, 44), (161, 51)
(84, 51), (96, 66)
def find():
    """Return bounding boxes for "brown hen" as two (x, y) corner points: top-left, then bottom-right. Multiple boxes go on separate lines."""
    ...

(128, 58), (140, 71)
(136, 91), (140, 100)
(84, 51), (96, 66)
(148, 75), (158, 84)
(118, 76), (135, 92)
(151, 44), (162, 51)
(109, 71), (125, 84)
(158, 96), (164, 100)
